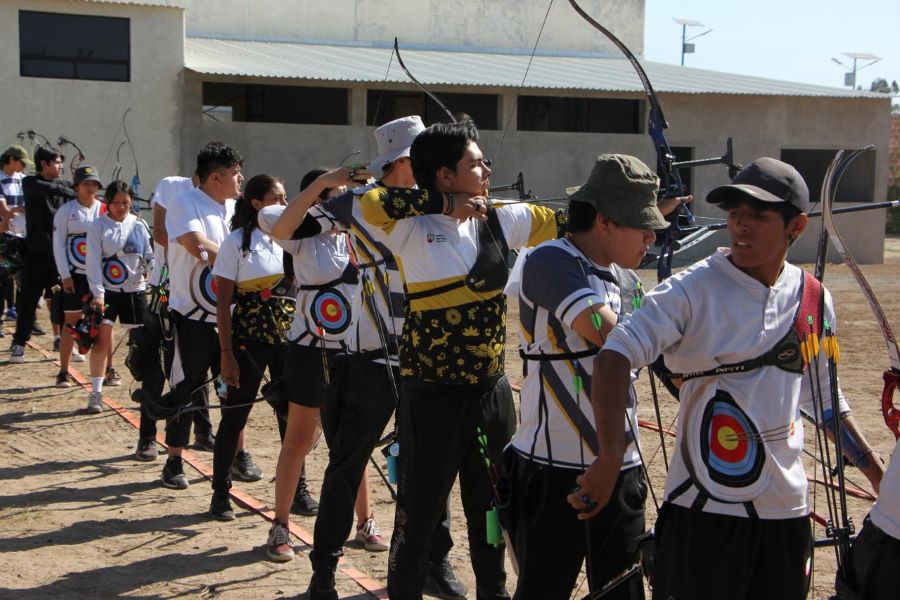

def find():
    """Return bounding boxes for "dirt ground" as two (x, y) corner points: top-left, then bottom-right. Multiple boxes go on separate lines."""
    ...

(2, 238), (899, 600)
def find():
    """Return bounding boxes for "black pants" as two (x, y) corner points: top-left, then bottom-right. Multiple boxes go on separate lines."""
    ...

(844, 516), (900, 600)
(388, 376), (516, 600)
(164, 314), (219, 448)
(212, 340), (281, 494)
(136, 311), (211, 439)
(652, 502), (812, 600)
(13, 257), (56, 345)
(507, 453), (646, 600)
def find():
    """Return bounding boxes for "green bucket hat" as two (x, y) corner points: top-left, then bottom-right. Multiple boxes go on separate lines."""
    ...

(3, 145), (32, 166)
(567, 154), (669, 230)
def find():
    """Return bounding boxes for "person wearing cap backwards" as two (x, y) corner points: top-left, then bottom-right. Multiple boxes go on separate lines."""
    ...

(359, 118), (565, 600)
(51, 165), (105, 388)
(10, 145), (76, 363)
(269, 116), (466, 600)
(572, 157), (884, 599)
(503, 154), (662, 599)
(0, 145), (30, 334)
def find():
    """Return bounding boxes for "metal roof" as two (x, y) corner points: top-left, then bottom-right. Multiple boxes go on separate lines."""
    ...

(184, 37), (885, 99)
(80, 0), (184, 8)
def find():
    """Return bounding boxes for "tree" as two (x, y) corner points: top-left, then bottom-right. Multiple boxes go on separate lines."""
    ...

(870, 77), (899, 94)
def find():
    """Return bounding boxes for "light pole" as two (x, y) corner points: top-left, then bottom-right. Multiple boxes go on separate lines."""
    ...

(673, 18), (713, 66)
(830, 52), (881, 88)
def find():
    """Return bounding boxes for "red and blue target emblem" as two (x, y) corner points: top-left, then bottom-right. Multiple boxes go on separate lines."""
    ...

(67, 234), (88, 268)
(311, 288), (350, 335)
(190, 264), (218, 313)
(699, 392), (765, 488)
(103, 258), (128, 286)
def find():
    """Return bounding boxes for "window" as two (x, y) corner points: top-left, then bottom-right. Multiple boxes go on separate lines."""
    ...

(203, 83), (349, 125)
(517, 96), (641, 134)
(781, 149), (876, 204)
(19, 11), (130, 82)
(367, 91), (499, 129)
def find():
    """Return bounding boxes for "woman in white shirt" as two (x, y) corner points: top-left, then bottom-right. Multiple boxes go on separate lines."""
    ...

(84, 180), (153, 414)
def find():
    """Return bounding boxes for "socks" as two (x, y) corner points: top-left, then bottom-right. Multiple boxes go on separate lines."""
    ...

(91, 376), (104, 394)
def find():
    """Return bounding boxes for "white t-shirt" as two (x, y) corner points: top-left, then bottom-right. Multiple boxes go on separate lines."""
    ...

(605, 249), (850, 520)
(52, 199), (104, 278)
(0, 171), (26, 237)
(258, 204), (354, 348)
(870, 438), (900, 540)
(165, 187), (234, 322)
(149, 176), (194, 286)
(212, 227), (284, 292)
(508, 238), (642, 471)
(86, 213), (153, 297)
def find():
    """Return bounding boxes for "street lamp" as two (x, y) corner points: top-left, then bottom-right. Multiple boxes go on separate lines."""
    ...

(830, 52), (881, 88)
(673, 18), (713, 66)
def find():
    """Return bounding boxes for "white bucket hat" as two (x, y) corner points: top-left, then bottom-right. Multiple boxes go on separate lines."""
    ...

(368, 115), (425, 174)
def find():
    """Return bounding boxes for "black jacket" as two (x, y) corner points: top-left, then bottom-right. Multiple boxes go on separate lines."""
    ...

(22, 175), (75, 260)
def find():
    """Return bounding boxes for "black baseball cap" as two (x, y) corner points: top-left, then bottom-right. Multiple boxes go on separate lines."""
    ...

(73, 166), (102, 186)
(707, 157), (809, 214)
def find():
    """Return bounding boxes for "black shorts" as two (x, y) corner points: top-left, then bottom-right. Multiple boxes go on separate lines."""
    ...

(61, 274), (91, 312)
(281, 343), (338, 408)
(102, 290), (148, 327)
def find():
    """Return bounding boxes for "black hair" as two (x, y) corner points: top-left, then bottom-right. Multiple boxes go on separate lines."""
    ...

(300, 167), (332, 201)
(1, 151), (18, 167)
(566, 200), (600, 234)
(104, 180), (133, 204)
(718, 194), (802, 226)
(34, 146), (64, 172)
(195, 142), (243, 182)
(232, 174), (282, 252)
(410, 120), (479, 190)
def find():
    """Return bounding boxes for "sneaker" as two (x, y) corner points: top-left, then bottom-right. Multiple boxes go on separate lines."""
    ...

(0, 328), (5, 338)
(56, 370), (75, 388)
(209, 492), (236, 521)
(134, 437), (159, 462)
(104, 367), (122, 387)
(266, 520), (294, 562)
(5, 307), (16, 320)
(194, 430), (216, 452)
(423, 559), (468, 600)
(355, 516), (389, 552)
(9, 344), (24, 363)
(161, 456), (189, 490)
(290, 480), (320, 516)
(86, 391), (103, 414)
(52, 336), (60, 352)
(71, 351), (86, 363)
(31, 322), (46, 336)
(231, 450), (263, 482)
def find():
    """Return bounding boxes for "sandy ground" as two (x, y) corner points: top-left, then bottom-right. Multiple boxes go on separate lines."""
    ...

(2, 238), (899, 600)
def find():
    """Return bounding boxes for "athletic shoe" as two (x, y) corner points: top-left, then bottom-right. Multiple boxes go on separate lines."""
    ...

(5, 307), (16, 320)
(52, 336), (60, 352)
(71, 351), (86, 363)
(209, 492), (236, 521)
(86, 391), (103, 414)
(266, 520), (294, 562)
(104, 367), (122, 387)
(9, 344), (24, 363)
(31, 323), (46, 336)
(0, 328), (5, 338)
(194, 430), (216, 452)
(290, 480), (320, 516)
(423, 559), (468, 600)
(161, 456), (189, 490)
(134, 437), (159, 462)
(231, 450), (263, 482)
(355, 516), (389, 552)
(55, 370), (75, 388)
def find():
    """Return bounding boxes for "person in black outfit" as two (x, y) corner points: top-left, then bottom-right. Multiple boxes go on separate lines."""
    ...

(11, 146), (75, 362)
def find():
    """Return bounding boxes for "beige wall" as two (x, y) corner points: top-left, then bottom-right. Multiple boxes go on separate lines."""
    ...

(0, 0), (185, 195)
(181, 0), (645, 56)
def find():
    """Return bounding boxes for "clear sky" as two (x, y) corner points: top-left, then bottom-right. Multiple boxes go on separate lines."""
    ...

(644, 0), (899, 94)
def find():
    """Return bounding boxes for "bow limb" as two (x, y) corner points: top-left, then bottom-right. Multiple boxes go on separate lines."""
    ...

(821, 146), (900, 439)
(121, 108), (141, 199)
(393, 38), (456, 124)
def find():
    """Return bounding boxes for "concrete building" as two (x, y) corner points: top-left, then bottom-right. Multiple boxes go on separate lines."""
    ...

(0, 0), (892, 263)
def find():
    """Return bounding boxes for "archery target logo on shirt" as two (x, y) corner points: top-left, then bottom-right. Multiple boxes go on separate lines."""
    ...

(699, 392), (765, 488)
(190, 263), (217, 314)
(103, 257), (128, 286)
(68, 234), (88, 269)
(311, 288), (350, 335)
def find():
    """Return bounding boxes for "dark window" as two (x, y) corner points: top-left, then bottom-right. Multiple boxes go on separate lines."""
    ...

(203, 83), (349, 125)
(517, 96), (641, 134)
(781, 149), (876, 204)
(367, 90), (499, 129)
(19, 11), (130, 82)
